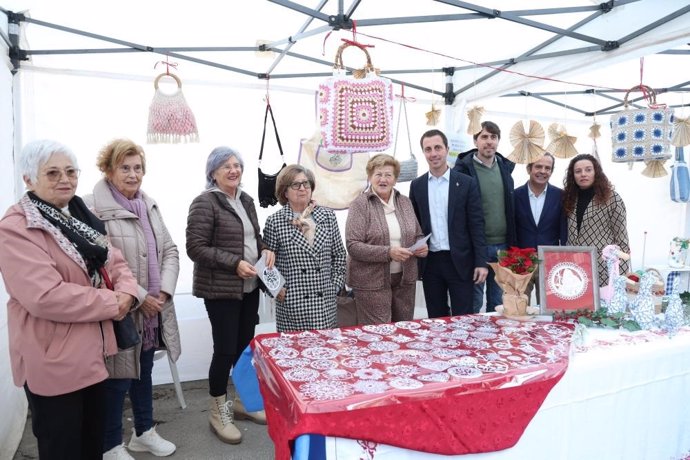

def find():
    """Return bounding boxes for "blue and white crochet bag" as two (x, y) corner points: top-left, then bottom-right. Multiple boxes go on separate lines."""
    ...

(610, 85), (673, 164)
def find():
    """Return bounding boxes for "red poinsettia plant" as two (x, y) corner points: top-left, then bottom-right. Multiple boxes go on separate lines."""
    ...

(497, 247), (540, 275)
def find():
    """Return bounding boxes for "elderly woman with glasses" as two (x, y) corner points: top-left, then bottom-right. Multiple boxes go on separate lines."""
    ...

(0, 140), (139, 460)
(83, 139), (180, 459)
(263, 164), (346, 332)
(186, 147), (275, 445)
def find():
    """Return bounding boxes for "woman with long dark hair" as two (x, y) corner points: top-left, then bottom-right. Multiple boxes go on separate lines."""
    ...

(562, 153), (630, 285)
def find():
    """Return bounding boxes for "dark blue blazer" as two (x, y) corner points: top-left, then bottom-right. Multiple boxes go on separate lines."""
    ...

(514, 182), (567, 250)
(409, 169), (487, 281)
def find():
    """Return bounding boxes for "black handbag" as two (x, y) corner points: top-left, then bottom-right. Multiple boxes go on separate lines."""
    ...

(113, 313), (140, 350)
(99, 267), (140, 350)
(258, 103), (286, 208)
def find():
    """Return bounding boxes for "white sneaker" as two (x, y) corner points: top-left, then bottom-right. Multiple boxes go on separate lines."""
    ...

(103, 444), (134, 460)
(128, 426), (176, 457)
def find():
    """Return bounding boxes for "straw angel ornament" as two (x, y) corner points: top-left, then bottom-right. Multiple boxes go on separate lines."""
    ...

(546, 123), (578, 158)
(426, 103), (441, 126)
(466, 106), (484, 136)
(641, 159), (668, 178)
(588, 120), (601, 161)
(507, 120), (545, 164)
(671, 116), (690, 147)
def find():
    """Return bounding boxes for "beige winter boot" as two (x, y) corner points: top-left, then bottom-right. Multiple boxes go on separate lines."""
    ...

(233, 395), (267, 425)
(209, 395), (242, 444)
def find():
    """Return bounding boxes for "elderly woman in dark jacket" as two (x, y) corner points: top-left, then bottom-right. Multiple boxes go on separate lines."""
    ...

(346, 154), (427, 325)
(186, 147), (274, 445)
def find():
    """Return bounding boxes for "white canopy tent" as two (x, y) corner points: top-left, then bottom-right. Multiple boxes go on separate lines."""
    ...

(1, 1), (690, 455)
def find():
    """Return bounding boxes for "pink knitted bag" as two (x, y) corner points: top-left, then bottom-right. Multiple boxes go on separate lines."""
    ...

(318, 42), (393, 154)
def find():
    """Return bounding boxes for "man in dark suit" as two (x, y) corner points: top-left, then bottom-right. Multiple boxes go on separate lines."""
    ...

(410, 129), (488, 317)
(514, 152), (567, 303)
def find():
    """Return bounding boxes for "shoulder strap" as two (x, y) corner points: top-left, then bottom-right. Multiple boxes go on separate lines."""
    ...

(259, 103), (285, 166)
(393, 96), (413, 158)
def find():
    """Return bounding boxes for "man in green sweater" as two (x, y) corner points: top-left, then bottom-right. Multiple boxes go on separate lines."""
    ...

(454, 121), (516, 313)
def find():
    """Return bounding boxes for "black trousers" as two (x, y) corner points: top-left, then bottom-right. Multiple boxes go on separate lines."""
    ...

(205, 288), (260, 397)
(24, 380), (106, 460)
(422, 251), (474, 317)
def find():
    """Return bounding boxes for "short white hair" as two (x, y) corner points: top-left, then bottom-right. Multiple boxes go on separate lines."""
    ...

(20, 140), (79, 183)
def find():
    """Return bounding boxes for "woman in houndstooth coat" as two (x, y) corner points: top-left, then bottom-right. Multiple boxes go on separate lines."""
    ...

(264, 165), (346, 332)
(563, 154), (630, 286)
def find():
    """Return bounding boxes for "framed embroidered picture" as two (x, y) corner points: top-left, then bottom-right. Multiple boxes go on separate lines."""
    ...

(538, 246), (599, 313)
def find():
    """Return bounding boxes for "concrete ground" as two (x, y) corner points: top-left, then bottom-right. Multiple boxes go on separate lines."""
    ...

(12, 380), (275, 460)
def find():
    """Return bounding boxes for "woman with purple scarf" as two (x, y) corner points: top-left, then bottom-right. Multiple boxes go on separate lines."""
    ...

(85, 139), (180, 459)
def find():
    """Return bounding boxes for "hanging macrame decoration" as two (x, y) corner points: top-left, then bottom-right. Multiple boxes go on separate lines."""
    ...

(426, 103), (441, 126)
(147, 72), (199, 144)
(545, 123), (578, 158)
(466, 106), (484, 135)
(671, 116), (690, 147)
(508, 120), (545, 164)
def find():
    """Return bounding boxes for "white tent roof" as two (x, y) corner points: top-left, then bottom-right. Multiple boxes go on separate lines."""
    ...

(3, 0), (690, 114)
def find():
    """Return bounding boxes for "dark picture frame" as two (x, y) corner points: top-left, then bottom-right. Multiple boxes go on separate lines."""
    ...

(538, 246), (599, 313)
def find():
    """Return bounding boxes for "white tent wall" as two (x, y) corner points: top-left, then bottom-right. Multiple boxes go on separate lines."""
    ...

(0, 16), (28, 460)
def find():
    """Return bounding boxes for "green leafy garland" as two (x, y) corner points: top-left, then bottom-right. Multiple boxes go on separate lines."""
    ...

(552, 308), (641, 332)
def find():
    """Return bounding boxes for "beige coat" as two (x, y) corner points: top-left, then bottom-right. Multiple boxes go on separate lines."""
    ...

(85, 179), (181, 379)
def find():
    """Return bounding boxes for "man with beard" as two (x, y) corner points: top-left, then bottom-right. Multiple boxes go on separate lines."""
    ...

(454, 121), (516, 313)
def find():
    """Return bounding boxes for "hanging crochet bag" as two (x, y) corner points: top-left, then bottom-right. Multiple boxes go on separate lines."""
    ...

(393, 92), (418, 182)
(318, 41), (394, 154)
(258, 103), (287, 208)
(670, 146), (690, 203)
(147, 72), (199, 143)
(298, 132), (369, 210)
(610, 85), (673, 168)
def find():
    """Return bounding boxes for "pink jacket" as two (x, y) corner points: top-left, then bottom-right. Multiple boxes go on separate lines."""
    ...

(0, 195), (139, 396)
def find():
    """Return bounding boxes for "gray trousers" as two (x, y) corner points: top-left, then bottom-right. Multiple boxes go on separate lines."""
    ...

(354, 272), (416, 325)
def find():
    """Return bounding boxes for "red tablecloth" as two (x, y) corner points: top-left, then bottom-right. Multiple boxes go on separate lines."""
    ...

(252, 315), (574, 460)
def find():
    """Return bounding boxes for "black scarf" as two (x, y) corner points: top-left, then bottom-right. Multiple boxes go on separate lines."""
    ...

(575, 187), (595, 233)
(28, 191), (109, 280)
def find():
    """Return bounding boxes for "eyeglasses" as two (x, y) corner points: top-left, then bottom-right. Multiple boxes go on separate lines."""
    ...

(42, 167), (80, 182)
(118, 164), (144, 175)
(289, 180), (312, 190)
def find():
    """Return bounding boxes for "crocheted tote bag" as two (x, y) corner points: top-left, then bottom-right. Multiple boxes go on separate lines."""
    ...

(318, 42), (394, 154)
(610, 85), (673, 165)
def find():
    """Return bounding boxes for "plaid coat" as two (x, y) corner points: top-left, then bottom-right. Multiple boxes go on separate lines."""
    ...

(566, 190), (630, 285)
(264, 204), (346, 332)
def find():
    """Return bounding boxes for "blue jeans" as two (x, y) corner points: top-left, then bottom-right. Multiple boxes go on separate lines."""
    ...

(103, 347), (155, 452)
(473, 243), (507, 313)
